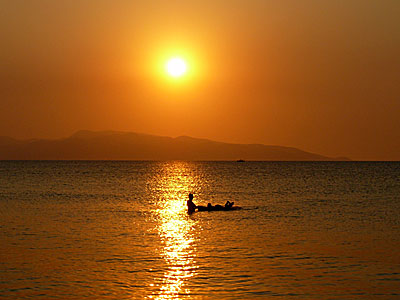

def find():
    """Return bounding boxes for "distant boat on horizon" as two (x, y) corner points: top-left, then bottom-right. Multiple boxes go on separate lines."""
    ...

(237, 159), (245, 162)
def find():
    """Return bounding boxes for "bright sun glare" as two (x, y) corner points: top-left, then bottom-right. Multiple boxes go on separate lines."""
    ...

(166, 57), (187, 78)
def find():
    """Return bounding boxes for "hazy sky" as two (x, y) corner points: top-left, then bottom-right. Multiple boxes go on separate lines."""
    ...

(1, 0), (399, 160)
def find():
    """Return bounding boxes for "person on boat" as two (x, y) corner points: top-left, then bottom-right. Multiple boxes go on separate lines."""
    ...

(213, 201), (234, 210)
(225, 201), (234, 209)
(187, 193), (197, 214)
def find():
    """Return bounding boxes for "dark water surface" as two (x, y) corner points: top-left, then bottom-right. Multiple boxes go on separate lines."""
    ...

(0, 161), (399, 299)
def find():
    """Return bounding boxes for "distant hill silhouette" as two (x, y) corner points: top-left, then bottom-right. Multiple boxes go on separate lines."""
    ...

(0, 130), (350, 161)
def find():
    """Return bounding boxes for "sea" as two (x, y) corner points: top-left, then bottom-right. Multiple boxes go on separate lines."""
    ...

(0, 161), (399, 299)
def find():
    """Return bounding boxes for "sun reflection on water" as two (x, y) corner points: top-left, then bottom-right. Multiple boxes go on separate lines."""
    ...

(147, 162), (201, 299)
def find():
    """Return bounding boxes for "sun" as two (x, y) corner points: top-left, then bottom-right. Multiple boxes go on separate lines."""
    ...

(166, 57), (187, 78)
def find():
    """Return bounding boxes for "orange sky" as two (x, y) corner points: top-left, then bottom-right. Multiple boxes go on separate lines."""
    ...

(1, 1), (399, 160)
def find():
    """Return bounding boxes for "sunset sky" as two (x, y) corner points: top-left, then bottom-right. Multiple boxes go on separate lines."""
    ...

(1, 0), (399, 160)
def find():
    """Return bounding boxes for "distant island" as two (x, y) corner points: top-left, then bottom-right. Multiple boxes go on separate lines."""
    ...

(0, 130), (350, 161)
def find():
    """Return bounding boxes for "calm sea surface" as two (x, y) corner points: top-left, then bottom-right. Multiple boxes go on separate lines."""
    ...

(0, 161), (399, 299)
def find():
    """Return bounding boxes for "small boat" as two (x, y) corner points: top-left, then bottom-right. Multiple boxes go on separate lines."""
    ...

(197, 205), (242, 212)
(236, 159), (245, 162)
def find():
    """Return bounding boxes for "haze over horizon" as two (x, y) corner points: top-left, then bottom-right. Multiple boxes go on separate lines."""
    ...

(1, 1), (399, 160)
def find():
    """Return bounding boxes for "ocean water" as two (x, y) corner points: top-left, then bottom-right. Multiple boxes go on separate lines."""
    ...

(0, 161), (399, 299)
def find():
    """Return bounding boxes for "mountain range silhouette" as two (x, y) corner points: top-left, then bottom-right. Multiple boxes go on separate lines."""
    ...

(0, 130), (350, 161)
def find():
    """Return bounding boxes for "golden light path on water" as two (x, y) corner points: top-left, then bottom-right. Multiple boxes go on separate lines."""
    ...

(147, 162), (201, 299)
